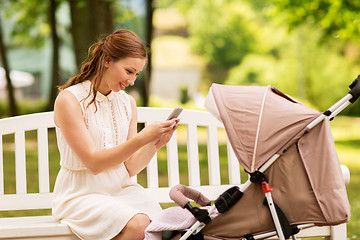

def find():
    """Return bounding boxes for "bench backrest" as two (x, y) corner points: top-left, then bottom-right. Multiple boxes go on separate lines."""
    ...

(0, 108), (241, 212)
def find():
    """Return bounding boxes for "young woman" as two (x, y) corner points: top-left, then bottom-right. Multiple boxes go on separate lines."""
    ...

(52, 29), (179, 240)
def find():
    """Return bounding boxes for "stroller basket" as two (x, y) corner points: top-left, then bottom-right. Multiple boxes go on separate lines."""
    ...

(170, 75), (360, 240)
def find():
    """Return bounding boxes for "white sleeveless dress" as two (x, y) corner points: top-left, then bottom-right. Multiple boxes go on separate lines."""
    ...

(52, 80), (162, 240)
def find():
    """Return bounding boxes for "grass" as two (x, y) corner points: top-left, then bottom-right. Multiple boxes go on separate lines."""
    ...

(330, 116), (360, 239)
(0, 116), (359, 239)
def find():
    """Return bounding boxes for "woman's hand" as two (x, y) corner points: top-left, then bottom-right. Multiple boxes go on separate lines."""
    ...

(154, 119), (180, 150)
(124, 119), (179, 176)
(138, 119), (179, 145)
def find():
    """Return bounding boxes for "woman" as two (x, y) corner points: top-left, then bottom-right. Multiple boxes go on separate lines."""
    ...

(52, 29), (178, 240)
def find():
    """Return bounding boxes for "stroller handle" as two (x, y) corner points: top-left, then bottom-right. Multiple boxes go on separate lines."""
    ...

(169, 184), (211, 208)
(349, 74), (360, 103)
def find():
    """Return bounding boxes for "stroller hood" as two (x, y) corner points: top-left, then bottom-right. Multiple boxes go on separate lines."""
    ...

(203, 84), (350, 238)
(206, 84), (320, 173)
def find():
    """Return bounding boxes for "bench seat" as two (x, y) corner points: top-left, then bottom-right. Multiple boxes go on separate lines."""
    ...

(0, 216), (77, 239)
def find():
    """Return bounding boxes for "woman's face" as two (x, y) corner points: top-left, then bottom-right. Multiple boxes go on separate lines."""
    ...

(99, 57), (146, 95)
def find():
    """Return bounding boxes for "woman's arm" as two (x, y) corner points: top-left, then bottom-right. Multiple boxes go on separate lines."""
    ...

(54, 91), (176, 175)
(124, 96), (179, 176)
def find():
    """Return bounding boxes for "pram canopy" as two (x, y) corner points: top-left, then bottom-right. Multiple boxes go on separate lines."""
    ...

(202, 84), (350, 238)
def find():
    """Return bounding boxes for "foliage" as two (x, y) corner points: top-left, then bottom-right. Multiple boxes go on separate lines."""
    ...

(155, 0), (179, 8)
(330, 116), (360, 238)
(271, 0), (360, 42)
(113, 2), (138, 29)
(1, 0), (136, 56)
(186, 0), (257, 69)
(179, 86), (190, 104)
(170, 0), (360, 115)
(226, 25), (360, 111)
(2, 0), (360, 116)
(3, 0), (54, 47)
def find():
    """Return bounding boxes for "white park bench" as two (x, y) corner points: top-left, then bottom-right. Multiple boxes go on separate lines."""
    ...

(0, 107), (349, 239)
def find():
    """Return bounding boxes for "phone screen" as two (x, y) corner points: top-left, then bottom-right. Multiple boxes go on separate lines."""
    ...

(167, 107), (183, 120)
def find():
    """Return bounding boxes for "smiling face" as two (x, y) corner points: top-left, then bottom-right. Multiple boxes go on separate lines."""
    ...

(98, 57), (146, 95)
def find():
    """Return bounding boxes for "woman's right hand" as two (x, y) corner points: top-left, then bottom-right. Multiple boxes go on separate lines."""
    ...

(154, 119), (179, 150)
(124, 118), (179, 176)
(139, 119), (178, 144)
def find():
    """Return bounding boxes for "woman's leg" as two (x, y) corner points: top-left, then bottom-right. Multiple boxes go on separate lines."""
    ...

(112, 213), (151, 240)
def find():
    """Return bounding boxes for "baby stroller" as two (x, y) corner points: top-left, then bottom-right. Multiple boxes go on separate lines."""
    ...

(167, 75), (360, 240)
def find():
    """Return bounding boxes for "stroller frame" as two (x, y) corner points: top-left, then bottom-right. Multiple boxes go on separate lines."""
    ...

(177, 76), (360, 240)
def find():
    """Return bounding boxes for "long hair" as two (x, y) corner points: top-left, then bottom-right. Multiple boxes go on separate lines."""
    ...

(59, 29), (147, 109)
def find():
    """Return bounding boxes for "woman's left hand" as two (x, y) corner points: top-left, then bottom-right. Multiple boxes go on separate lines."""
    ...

(154, 119), (180, 150)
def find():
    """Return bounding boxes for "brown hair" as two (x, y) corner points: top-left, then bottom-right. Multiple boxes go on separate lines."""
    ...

(59, 29), (147, 108)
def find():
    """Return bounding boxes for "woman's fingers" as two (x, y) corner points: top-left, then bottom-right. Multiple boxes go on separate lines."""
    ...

(162, 119), (179, 132)
(153, 119), (180, 149)
(141, 119), (179, 145)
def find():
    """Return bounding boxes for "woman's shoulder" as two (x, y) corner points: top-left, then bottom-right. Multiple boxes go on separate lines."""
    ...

(54, 90), (83, 127)
(65, 81), (89, 98)
(55, 90), (81, 111)
(55, 81), (89, 114)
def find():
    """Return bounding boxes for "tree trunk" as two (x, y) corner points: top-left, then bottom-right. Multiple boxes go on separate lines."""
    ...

(143, 0), (154, 107)
(0, 16), (18, 116)
(68, 0), (114, 68)
(46, 0), (60, 111)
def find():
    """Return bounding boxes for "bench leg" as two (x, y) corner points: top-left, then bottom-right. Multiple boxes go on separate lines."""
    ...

(325, 223), (347, 240)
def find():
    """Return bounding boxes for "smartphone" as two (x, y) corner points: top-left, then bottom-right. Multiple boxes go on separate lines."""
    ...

(166, 107), (183, 120)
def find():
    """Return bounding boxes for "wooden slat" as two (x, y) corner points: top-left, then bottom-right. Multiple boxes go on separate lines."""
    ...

(147, 154), (158, 188)
(0, 215), (75, 239)
(144, 184), (236, 203)
(137, 107), (223, 127)
(0, 135), (3, 194)
(329, 224), (347, 240)
(187, 124), (200, 187)
(38, 128), (50, 193)
(145, 122), (159, 188)
(132, 174), (138, 183)
(0, 193), (53, 211)
(227, 140), (241, 184)
(207, 126), (220, 185)
(167, 131), (179, 187)
(15, 131), (27, 194)
(0, 112), (54, 135)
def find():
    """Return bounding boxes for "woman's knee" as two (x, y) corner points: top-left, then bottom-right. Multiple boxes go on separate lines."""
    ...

(113, 214), (150, 240)
(123, 214), (150, 239)
(128, 213), (151, 231)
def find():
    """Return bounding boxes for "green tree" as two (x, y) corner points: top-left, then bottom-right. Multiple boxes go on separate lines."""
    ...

(186, 0), (256, 69)
(169, 0), (260, 87)
(1, 0), (50, 116)
(68, 0), (114, 68)
(47, 0), (60, 111)
(142, 0), (154, 107)
(4, 0), (62, 112)
(0, 12), (18, 116)
(272, 0), (360, 42)
(226, 25), (358, 111)
(2, 0), (117, 112)
(269, 0), (360, 115)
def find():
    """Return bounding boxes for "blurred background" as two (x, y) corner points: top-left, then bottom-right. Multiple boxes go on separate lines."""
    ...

(0, 0), (360, 238)
(0, 0), (360, 116)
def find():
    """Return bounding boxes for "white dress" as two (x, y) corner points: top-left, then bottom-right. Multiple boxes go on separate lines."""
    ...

(52, 80), (162, 240)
